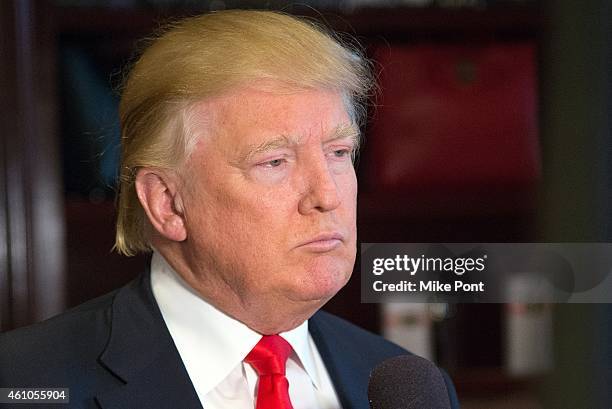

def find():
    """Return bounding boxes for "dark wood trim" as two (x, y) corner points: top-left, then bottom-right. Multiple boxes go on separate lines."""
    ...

(0, 0), (66, 331)
(0, 0), (17, 330)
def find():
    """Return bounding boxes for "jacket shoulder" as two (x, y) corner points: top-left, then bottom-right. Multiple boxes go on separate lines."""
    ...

(311, 310), (460, 409)
(0, 290), (118, 387)
(311, 309), (408, 360)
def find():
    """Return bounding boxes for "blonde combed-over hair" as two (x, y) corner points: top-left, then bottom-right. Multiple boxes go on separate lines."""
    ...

(115, 9), (373, 256)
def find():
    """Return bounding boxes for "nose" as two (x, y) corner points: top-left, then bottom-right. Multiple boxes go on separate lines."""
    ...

(298, 159), (342, 214)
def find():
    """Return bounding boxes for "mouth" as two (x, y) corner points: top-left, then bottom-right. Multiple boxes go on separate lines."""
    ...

(297, 232), (344, 253)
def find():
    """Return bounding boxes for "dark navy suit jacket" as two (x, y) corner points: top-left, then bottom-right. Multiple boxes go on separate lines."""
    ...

(0, 272), (459, 408)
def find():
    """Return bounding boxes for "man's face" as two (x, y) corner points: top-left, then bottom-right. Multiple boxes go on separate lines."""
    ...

(177, 86), (358, 323)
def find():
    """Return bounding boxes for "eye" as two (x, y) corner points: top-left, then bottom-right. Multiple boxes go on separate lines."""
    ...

(260, 158), (286, 168)
(331, 148), (353, 159)
(333, 149), (350, 158)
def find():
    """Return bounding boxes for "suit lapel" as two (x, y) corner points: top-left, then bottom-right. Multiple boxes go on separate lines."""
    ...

(95, 273), (202, 409)
(309, 312), (371, 409)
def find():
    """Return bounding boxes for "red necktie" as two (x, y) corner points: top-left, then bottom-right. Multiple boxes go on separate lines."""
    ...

(245, 335), (294, 409)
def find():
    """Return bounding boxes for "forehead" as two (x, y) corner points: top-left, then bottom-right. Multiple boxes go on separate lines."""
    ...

(189, 85), (355, 150)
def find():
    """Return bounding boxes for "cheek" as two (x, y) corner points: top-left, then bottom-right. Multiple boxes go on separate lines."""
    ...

(340, 172), (358, 217)
(341, 174), (358, 251)
(189, 183), (293, 254)
(185, 199), (273, 288)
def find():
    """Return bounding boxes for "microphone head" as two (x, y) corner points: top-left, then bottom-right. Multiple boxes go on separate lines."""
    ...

(368, 355), (451, 409)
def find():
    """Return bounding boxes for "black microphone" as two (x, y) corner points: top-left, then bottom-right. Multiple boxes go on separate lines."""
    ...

(368, 355), (452, 409)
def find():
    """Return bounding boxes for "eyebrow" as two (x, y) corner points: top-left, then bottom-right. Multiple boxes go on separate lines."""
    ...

(244, 135), (295, 161)
(237, 123), (360, 165)
(325, 123), (360, 147)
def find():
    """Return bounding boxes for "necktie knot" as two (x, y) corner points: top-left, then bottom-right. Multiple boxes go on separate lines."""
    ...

(245, 335), (293, 376)
(245, 335), (294, 409)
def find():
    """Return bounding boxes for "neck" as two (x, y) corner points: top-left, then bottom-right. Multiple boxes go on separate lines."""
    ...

(152, 242), (323, 335)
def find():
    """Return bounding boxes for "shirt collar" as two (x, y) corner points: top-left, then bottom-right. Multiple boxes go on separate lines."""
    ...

(280, 318), (321, 389)
(150, 251), (321, 394)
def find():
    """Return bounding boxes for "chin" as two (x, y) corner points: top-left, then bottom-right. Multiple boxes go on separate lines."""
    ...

(294, 259), (353, 302)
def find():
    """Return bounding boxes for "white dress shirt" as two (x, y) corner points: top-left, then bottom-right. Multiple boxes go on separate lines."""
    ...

(150, 252), (342, 409)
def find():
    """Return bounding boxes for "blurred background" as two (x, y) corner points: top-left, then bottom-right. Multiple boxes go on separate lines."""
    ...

(1, 0), (611, 407)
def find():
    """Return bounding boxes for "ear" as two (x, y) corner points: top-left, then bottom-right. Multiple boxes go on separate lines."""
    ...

(135, 168), (187, 242)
